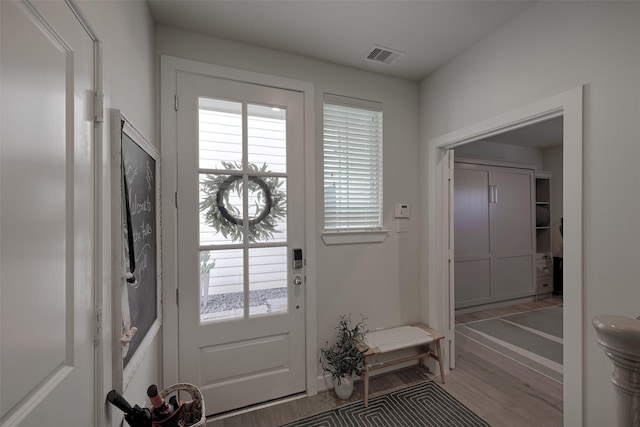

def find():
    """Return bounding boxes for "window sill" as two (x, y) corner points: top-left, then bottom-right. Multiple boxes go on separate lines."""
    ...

(321, 230), (388, 245)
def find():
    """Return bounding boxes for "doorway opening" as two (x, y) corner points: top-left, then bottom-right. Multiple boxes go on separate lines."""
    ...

(426, 86), (583, 426)
(453, 116), (564, 377)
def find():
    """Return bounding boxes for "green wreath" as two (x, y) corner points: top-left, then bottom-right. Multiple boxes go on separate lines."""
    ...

(200, 162), (286, 243)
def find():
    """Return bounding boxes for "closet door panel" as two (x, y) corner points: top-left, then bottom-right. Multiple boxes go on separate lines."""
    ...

(454, 164), (491, 307)
(492, 168), (534, 254)
(454, 259), (492, 308)
(454, 166), (490, 255)
(493, 255), (534, 298)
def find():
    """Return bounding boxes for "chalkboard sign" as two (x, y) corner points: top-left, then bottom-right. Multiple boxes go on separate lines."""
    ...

(112, 111), (161, 391)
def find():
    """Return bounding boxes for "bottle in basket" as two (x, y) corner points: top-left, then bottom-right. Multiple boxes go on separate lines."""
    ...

(147, 384), (183, 427)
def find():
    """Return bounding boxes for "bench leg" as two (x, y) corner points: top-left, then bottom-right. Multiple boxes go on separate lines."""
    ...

(435, 339), (445, 384)
(363, 368), (370, 407)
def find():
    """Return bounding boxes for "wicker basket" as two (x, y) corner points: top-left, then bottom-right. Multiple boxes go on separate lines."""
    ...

(155, 383), (206, 427)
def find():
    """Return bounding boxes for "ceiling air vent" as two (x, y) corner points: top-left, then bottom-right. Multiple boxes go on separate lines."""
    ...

(364, 45), (405, 65)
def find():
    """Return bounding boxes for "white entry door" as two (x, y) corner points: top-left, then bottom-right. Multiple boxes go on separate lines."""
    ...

(176, 72), (306, 415)
(1, 1), (96, 425)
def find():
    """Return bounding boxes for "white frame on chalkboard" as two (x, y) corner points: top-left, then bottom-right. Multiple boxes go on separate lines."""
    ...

(111, 110), (162, 392)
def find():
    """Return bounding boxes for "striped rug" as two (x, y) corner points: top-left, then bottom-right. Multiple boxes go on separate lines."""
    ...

(280, 381), (489, 427)
(456, 305), (563, 382)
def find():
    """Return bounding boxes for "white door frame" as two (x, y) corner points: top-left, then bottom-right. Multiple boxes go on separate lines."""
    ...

(160, 55), (318, 397)
(426, 86), (583, 426)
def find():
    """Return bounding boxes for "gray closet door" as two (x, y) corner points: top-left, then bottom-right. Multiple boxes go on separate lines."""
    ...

(454, 163), (535, 309)
(454, 164), (492, 308)
(491, 167), (535, 300)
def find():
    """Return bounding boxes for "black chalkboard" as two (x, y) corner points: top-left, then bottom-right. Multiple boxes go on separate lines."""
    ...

(121, 125), (157, 369)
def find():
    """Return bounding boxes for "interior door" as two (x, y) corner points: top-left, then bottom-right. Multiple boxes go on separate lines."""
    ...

(1, 1), (96, 425)
(444, 149), (456, 370)
(176, 72), (306, 415)
(491, 166), (535, 298)
(454, 163), (492, 308)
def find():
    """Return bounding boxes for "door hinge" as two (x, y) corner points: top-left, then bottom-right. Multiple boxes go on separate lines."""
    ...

(176, 288), (179, 306)
(94, 91), (104, 124)
(175, 191), (178, 208)
(174, 94), (179, 111)
(94, 307), (103, 341)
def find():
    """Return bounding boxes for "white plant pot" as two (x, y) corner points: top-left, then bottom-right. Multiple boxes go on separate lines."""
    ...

(333, 375), (354, 400)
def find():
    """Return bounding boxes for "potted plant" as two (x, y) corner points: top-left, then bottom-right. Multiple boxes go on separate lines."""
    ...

(320, 315), (368, 399)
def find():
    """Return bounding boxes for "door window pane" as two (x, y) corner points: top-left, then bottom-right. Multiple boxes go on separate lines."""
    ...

(248, 175), (287, 243)
(248, 104), (286, 173)
(199, 174), (287, 244)
(199, 98), (242, 170)
(248, 247), (288, 316)
(199, 173), (244, 245)
(200, 249), (244, 323)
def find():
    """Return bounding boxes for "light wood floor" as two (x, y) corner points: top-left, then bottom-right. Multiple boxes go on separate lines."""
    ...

(209, 298), (563, 427)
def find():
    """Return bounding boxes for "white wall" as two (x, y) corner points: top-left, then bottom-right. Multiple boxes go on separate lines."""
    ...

(155, 26), (421, 379)
(420, 2), (640, 425)
(77, 1), (158, 424)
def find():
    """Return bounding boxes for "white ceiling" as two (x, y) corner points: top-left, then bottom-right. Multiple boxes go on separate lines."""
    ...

(148, 0), (534, 81)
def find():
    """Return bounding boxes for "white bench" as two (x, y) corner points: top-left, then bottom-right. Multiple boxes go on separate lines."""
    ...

(362, 324), (445, 407)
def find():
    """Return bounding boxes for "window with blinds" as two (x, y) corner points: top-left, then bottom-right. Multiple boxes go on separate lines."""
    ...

(323, 94), (383, 231)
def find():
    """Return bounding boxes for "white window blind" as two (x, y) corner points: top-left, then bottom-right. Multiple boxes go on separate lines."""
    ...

(323, 94), (383, 231)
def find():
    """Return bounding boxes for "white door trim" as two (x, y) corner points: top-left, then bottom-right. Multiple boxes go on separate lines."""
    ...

(426, 86), (583, 426)
(160, 55), (317, 397)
